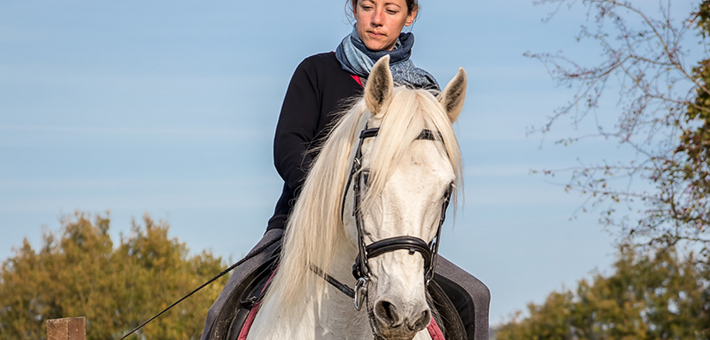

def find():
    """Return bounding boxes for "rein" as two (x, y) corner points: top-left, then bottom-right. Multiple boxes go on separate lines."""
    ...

(119, 236), (281, 340)
(311, 125), (452, 311)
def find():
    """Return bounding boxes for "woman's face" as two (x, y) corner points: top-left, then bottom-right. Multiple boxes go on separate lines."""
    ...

(353, 0), (417, 51)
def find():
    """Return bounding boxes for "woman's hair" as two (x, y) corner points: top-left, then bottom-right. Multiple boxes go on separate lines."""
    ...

(348, 0), (419, 16)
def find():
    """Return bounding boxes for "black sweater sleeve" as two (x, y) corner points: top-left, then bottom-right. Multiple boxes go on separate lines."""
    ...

(268, 53), (361, 230)
(273, 58), (320, 195)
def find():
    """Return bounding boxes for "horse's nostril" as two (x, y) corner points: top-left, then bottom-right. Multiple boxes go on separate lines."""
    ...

(374, 300), (401, 327)
(408, 309), (431, 331)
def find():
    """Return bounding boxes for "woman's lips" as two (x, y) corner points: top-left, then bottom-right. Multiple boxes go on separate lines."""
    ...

(368, 31), (385, 38)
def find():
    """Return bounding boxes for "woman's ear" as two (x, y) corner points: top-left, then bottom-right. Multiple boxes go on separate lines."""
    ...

(405, 6), (418, 26)
(365, 55), (394, 115)
(437, 67), (467, 123)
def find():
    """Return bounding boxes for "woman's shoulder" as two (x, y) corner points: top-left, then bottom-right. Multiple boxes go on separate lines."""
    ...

(301, 52), (339, 65)
(290, 52), (360, 90)
(295, 52), (344, 75)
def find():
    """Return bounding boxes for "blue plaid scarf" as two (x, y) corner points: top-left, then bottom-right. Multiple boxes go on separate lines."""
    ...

(335, 26), (440, 90)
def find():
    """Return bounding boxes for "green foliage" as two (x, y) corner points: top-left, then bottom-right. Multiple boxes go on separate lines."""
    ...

(696, 0), (710, 39)
(0, 212), (228, 340)
(495, 247), (710, 340)
(667, 0), (710, 241)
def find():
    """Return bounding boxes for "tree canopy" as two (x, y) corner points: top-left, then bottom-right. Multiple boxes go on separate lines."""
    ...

(529, 0), (710, 260)
(502, 3), (710, 334)
(0, 212), (228, 340)
(495, 246), (710, 340)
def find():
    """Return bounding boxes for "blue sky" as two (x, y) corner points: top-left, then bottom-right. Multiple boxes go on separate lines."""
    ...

(1, 0), (703, 325)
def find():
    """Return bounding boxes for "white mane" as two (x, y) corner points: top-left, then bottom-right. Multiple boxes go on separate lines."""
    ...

(260, 85), (463, 319)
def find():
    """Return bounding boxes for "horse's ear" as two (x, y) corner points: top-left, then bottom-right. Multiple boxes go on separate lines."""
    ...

(365, 55), (394, 115)
(437, 67), (467, 123)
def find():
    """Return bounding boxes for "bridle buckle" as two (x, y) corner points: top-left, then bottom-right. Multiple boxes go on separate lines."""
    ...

(354, 277), (370, 311)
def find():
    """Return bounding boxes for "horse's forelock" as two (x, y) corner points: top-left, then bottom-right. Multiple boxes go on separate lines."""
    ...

(363, 88), (462, 210)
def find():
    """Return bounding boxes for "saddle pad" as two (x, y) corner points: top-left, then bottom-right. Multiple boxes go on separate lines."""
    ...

(427, 317), (446, 340)
(237, 267), (278, 340)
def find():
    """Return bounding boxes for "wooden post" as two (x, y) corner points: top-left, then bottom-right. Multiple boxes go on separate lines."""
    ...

(47, 317), (86, 340)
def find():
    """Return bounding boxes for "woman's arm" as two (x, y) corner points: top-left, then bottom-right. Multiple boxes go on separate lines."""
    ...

(273, 58), (321, 197)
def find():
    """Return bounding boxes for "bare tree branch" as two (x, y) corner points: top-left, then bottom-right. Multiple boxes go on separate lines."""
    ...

(530, 0), (710, 261)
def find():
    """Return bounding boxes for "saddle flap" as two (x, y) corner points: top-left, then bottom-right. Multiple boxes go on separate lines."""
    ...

(209, 246), (280, 340)
(427, 279), (468, 340)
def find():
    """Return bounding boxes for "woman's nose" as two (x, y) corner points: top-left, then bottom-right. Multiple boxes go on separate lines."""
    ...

(371, 9), (383, 26)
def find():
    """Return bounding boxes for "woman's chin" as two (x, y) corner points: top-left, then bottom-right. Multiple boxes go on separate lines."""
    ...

(364, 41), (395, 52)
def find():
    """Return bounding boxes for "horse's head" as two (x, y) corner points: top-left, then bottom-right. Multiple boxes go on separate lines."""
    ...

(342, 56), (467, 340)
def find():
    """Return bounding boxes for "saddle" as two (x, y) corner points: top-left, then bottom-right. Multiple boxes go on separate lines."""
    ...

(207, 242), (468, 340)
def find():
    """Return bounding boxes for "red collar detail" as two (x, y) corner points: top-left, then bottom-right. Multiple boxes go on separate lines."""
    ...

(351, 74), (363, 87)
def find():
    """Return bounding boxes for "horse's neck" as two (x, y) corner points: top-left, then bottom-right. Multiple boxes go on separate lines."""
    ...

(247, 231), (434, 340)
(316, 235), (373, 339)
(247, 232), (371, 340)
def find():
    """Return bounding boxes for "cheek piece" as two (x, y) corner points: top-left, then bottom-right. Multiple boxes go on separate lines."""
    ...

(311, 125), (452, 312)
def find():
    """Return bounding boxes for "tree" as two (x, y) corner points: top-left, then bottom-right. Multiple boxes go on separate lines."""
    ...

(495, 247), (710, 340)
(0, 212), (228, 340)
(528, 0), (710, 259)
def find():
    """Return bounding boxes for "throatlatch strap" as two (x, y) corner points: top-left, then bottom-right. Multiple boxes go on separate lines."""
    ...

(309, 264), (356, 299)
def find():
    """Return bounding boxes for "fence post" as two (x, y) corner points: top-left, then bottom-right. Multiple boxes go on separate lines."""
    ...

(47, 317), (86, 340)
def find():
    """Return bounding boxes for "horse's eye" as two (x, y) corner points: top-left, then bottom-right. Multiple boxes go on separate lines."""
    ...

(363, 171), (370, 186)
(444, 183), (454, 200)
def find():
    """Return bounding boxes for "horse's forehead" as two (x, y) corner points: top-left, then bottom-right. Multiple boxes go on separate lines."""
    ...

(399, 141), (454, 178)
(383, 141), (454, 199)
(362, 137), (450, 167)
(365, 141), (451, 240)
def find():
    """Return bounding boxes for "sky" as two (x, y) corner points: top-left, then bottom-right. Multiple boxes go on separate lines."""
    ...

(0, 0), (704, 326)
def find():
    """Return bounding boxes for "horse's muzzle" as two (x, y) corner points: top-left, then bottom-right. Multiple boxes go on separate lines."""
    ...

(371, 298), (431, 340)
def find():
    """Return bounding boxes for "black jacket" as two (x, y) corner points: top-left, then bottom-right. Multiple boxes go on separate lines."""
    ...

(267, 52), (363, 231)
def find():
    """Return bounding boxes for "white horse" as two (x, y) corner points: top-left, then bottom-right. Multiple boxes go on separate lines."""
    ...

(247, 56), (467, 340)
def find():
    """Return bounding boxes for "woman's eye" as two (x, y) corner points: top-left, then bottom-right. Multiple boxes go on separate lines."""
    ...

(386, 9), (398, 14)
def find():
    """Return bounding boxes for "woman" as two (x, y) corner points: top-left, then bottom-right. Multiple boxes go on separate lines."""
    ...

(201, 1), (490, 339)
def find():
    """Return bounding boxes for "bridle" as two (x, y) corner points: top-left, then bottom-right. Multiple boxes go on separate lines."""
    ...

(311, 125), (453, 312)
